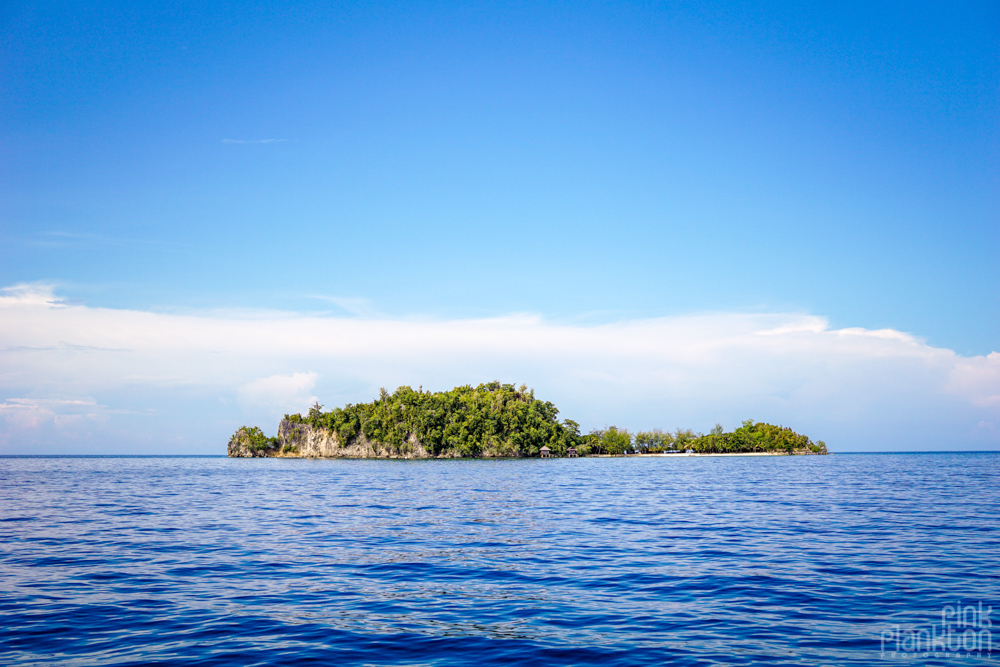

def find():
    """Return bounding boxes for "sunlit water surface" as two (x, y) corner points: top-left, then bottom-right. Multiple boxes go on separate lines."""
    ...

(1, 453), (997, 666)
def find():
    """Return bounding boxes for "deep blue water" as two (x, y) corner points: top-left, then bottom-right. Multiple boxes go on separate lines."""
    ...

(1, 453), (997, 666)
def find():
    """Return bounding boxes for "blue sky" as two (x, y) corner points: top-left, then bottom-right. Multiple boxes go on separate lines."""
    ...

(1, 2), (998, 452)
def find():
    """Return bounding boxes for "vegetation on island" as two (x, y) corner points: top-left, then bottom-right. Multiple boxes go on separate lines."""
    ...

(230, 382), (828, 457)
(237, 426), (277, 453)
(585, 421), (827, 455)
(284, 382), (579, 457)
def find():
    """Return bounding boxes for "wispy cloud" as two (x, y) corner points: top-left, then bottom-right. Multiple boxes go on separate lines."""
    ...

(0, 285), (997, 453)
(307, 295), (379, 317)
(0, 397), (105, 430)
(0, 284), (65, 308)
(238, 372), (319, 422)
(221, 138), (286, 144)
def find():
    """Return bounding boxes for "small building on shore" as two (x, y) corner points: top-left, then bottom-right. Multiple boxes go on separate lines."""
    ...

(540, 446), (551, 458)
(567, 447), (578, 457)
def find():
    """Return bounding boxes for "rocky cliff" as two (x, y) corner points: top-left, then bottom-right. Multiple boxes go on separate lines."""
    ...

(228, 421), (435, 459)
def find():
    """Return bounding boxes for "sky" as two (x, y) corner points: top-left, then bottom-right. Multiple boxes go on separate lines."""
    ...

(1, 1), (998, 453)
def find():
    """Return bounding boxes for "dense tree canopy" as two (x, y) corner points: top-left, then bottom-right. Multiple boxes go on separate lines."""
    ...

(686, 420), (827, 454)
(581, 421), (825, 455)
(232, 383), (828, 457)
(284, 382), (580, 457)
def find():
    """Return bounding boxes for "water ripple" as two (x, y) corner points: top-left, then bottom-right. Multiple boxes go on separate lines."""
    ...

(1, 454), (998, 665)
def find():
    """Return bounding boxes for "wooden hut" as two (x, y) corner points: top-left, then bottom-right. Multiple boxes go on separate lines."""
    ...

(539, 446), (552, 458)
(567, 447), (578, 457)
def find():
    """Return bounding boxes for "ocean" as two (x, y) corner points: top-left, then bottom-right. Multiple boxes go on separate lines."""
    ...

(1, 453), (997, 665)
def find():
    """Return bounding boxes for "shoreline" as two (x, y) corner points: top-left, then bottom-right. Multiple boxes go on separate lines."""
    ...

(248, 450), (825, 460)
(589, 451), (824, 457)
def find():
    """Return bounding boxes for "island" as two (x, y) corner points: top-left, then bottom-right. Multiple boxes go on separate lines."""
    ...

(228, 382), (829, 458)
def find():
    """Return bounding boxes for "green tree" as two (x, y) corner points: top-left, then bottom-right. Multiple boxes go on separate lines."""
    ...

(283, 382), (572, 457)
(634, 428), (673, 453)
(673, 428), (696, 450)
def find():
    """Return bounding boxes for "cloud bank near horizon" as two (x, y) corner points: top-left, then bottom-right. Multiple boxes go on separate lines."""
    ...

(1, 284), (997, 453)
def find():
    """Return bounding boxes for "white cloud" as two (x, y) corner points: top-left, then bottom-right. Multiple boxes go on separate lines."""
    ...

(0, 283), (65, 308)
(238, 372), (319, 422)
(948, 352), (1000, 408)
(0, 286), (997, 453)
(0, 397), (105, 430)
